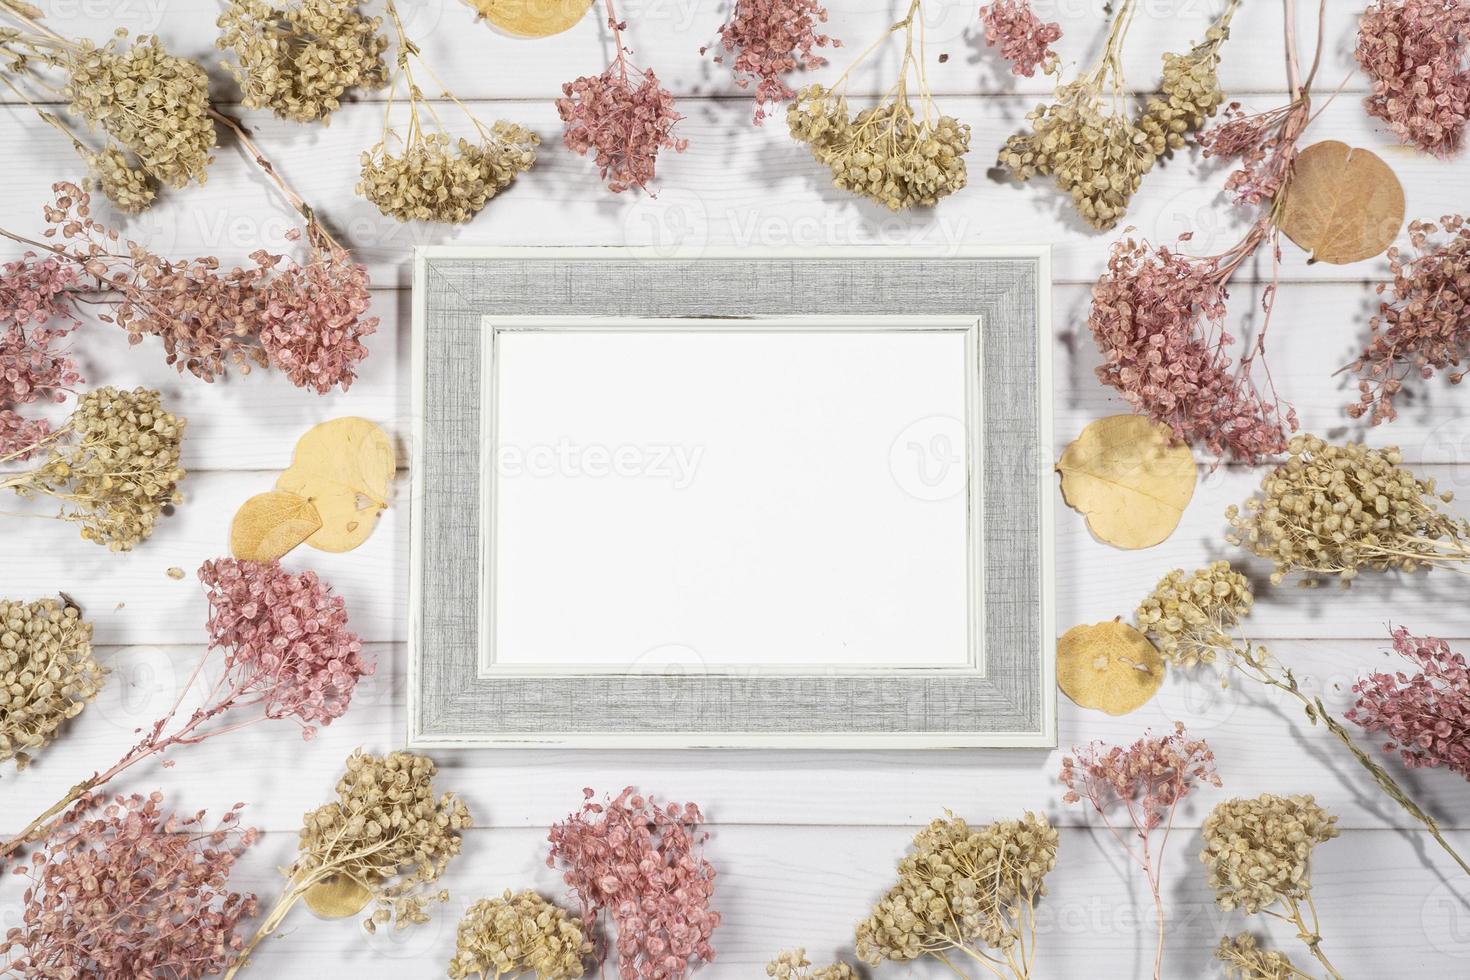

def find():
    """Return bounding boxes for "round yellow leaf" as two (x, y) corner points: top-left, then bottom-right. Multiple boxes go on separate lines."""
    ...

(303, 874), (373, 919)
(1056, 415), (1196, 550)
(230, 491), (323, 561)
(1277, 140), (1406, 265)
(275, 417), (394, 554)
(1057, 621), (1165, 716)
(470, 0), (594, 37)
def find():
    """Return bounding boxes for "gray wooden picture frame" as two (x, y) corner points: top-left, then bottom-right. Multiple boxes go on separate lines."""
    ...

(409, 246), (1055, 748)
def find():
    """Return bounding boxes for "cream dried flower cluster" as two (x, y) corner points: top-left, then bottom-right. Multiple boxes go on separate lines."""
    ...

(84, 146), (155, 213)
(1201, 793), (1338, 915)
(1216, 933), (1302, 980)
(360, 126), (538, 223)
(787, 85), (970, 210)
(855, 811), (1057, 973)
(448, 890), (590, 980)
(1226, 435), (1470, 586)
(1000, 0), (1237, 229)
(218, 0), (388, 123)
(0, 598), (103, 770)
(0, 386), (186, 551)
(767, 949), (856, 980)
(1135, 560), (1252, 667)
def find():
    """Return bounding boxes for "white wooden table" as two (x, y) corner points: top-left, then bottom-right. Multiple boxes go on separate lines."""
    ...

(3, 1), (1470, 976)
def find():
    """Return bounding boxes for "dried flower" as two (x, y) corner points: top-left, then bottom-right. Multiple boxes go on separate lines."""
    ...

(766, 949), (857, 980)
(0, 386), (185, 551)
(0, 792), (257, 979)
(705, 0), (838, 123)
(1357, 0), (1470, 157)
(1088, 229), (1296, 463)
(1197, 98), (1309, 208)
(999, 0), (1236, 230)
(559, 1), (685, 194)
(448, 890), (591, 980)
(0, 559), (370, 864)
(1349, 628), (1470, 779)
(218, 0), (389, 123)
(359, 0), (537, 221)
(1137, 562), (1470, 880)
(788, 0), (969, 210)
(854, 811), (1057, 978)
(1201, 794), (1340, 976)
(547, 787), (719, 979)
(1347, 215), (1470, 424)
(3, 181), (377, 392)
(1215, 933), (1302, 980)
(0, 597), (103, 770)
(0, 253), (81, 457)
(1060, 724), (1220, 979)
(84, 146), (156, 214)
(1226, 434), (1470, 585)
(978, 1), (1060, 78)
(229, 751), (471, 974)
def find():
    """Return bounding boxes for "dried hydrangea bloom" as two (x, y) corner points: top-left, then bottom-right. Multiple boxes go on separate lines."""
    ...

(84, 146), (156, 213)
(0, 386), (186, 551)
(63, 34), (216, 189)
(978, 0), (1061, 78)
(1216, 933), (1301, 980)
(855, 811), (1057, 973)
(0, 793), (257, 978)
(1348, 215), (1470, 424)
(766, 949), (856, 980)
(1357, 0), (1470, 157)
(558, 58), (686, 193)
(1349, 628), (1470, 780)
(704, 0), (838, 123)
(1226, 435), (1470, 586)
(447, 890), (591, 980)
(228, 751), (470, 972)
(1088, 231), (1296, 464)
(1202, 794), (1338, 913)
(0, 598), (103, 770)
(218, 0), (389, 123)
(547, 787), (719, 979)
(1134, 561), (1252, 667)
(359, 127), (538, 223)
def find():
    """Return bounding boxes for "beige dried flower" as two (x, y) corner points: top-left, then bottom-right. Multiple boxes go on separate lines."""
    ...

(1139, 11), (1235, 155)
(0, 386), (186, 551)
(0, 597), (104, 770)
(448, 890), (590, 980)
(85, 146), (156, 213)
(767, 949), (857, 980)
(1226, 434), (1470, 586)
(855, 811), (1057, 977)
(1216, 933), (1305, 980)
(228, 750), (471, 973)
(1134, 560), (1252, 667)
(787, 0), (970, 211)
(218, 0), (388, 123)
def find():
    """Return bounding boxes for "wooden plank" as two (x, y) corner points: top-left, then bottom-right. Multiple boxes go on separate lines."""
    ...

(5, 639), (1469, 834)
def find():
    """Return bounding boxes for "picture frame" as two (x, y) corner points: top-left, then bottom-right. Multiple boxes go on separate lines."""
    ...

(409, 246), (1055, 748)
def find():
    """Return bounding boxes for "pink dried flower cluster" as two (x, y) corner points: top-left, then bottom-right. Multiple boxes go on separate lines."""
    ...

(547, 787), (719, 979)
(1347, 215), (1470, 424)
(559, 4), (687, 193)
(1348, 628), (1470, 780)
(0, 792), (257, 979)
(704, 0), (838, 123)
(20, 182), (375, 393)
(1088, 230), (1298, 463)
(979, 0), (1062, 77)
(1357, 0), (1470, 157)
(0, 558), (371, 864)
(1061, 724), (1220, 979)
(1197, 99), (1309, 207)
(0, 254), (82, 458)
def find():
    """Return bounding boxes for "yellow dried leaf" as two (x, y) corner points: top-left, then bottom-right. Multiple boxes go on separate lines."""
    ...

(303, 875), (373, 919)
(1057, 620), (1165, 715)
(230, 491), (324, 561)
(1055, 415), (1196, 550)
(276, 418), (394, 554)
(1277, 140), (1406, 265)
(470, 0), (594, 37)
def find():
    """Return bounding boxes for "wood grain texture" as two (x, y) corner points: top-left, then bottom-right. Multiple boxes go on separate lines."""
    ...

(2, 0), (1469, 977)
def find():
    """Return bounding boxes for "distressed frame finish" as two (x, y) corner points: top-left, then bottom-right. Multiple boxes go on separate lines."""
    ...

(410, 246), (1055, 748)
